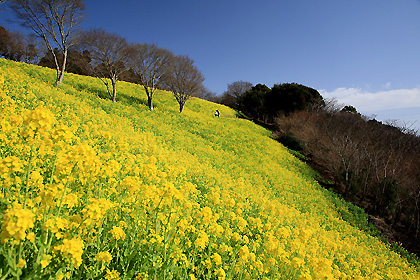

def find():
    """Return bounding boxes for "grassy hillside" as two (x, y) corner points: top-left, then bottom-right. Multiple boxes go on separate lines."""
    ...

(0, 58), (419, 279)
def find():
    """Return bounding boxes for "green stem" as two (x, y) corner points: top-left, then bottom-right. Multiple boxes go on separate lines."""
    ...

(0, 268), (11, 280)
(8, 246), (14, 272)
(163, 201), (174, 267)
(154, 189), (170, 235)
(56, 180), (70, 215)
(22, 143), (35, 209)
(49, 152), (59, 185)
(16, 240), (23, 270)
(55, 162), (78, 215)
(8, 243), (18, 280)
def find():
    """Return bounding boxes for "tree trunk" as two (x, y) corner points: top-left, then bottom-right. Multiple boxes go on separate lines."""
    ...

(55, 67), (61, 86)
(56, 48), (67, 86)
(105, 82), (111, 99)
(148, 95), (154, 111)
(179, 102), (185, 113)
(112, 78), (117, 102)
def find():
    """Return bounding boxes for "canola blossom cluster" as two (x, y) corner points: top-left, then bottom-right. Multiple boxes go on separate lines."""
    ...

(0, 58), (419, 279)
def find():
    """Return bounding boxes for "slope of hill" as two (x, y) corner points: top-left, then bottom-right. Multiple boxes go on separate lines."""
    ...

(0, 58), (419, 279)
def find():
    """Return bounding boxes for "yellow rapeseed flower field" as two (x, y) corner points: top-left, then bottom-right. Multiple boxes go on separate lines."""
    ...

(0, 58), (419, 279)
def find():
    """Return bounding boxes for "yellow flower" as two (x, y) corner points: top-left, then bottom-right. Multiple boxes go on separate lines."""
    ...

(214, 268), (226, 280)
(209, 223), (224, 237)
(198, 206), (213, 224)
(0, 205), (35, 241)
(45, 216), (69, 239)
(22, 106), (55, 136)
(298, 274), (312, 280)
(194, 231), (209, 250)
(62, 193), (78, 208)
(109, 226), (126, 241)
(292, 257), (305, 268)
(255, 260), (264, 274)
(51, 124), (73, 143)
(17, 258), (26, 268)
(236, 216), (248, 229)
(232, 232), (241, 242)
(54, 237), (84, 268)
(0, 156), (24, 175)
(26, 232), (35, 242)
(212, 253), (222, 266)
(238, 245), (250, 262)
(104, 269), (120, 280)
(82, 198), (115, 226)
(134, 272), (150, 280)
(40, 254), (52, 268)
(298, 229), (312, 242)
(119, 221), (127, 228)
(226, 198), (235, 207)
(95, 251), (113, 263)
(219, 243), (232, 255)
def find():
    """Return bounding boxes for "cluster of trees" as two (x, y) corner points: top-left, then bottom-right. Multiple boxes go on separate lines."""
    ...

(275, 102), (420, 253)
(217, 79), (420, 254)
(218, 81), (323, 124)
(218, 80), (253, 109)
(0, 0), (204, 112)
(0, 26), (45, 64)
(38, 47), (92, 76)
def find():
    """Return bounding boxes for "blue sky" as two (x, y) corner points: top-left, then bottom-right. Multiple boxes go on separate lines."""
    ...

(1, 0), (420, 128)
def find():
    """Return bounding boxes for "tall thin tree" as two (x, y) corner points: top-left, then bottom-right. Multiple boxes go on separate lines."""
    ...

(129, 43), (173, 111)
(10, 0), (85, 86)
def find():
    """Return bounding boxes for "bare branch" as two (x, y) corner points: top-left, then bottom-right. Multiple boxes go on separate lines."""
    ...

(129, 43), (173, 111)
(9, 0), (85, 85)
(79, 28), (130, 102)
(163, 55), (204, 113)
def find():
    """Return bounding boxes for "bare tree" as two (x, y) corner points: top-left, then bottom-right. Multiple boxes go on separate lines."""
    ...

(6, 30), (26, 61)
(0, 26), (15, 59)
(227, 80), (252, 98)
(199, 87), (219, 102)
(129, 43), (173, 111)
(163, 55), (204, 113)
(23, 36), (46, 64)
(79, 28), (130, 102)
(0, 26), (44, 63)
(220, 80), (252, 108)
(0, 27), (8, 57)
(10, 0), (85, 86)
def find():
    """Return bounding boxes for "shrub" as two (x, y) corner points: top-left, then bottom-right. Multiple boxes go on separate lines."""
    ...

(275, 134), (304, 152)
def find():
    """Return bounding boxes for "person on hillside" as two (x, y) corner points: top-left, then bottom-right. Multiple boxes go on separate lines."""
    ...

(214, 110), (220, 117)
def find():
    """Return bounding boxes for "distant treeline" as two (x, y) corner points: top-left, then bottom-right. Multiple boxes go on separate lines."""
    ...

(217, 79), (420, 255)
(217, 82), (323, 123)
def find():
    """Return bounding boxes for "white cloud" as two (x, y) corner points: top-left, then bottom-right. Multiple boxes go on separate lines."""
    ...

(319, 87), (420, 112)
